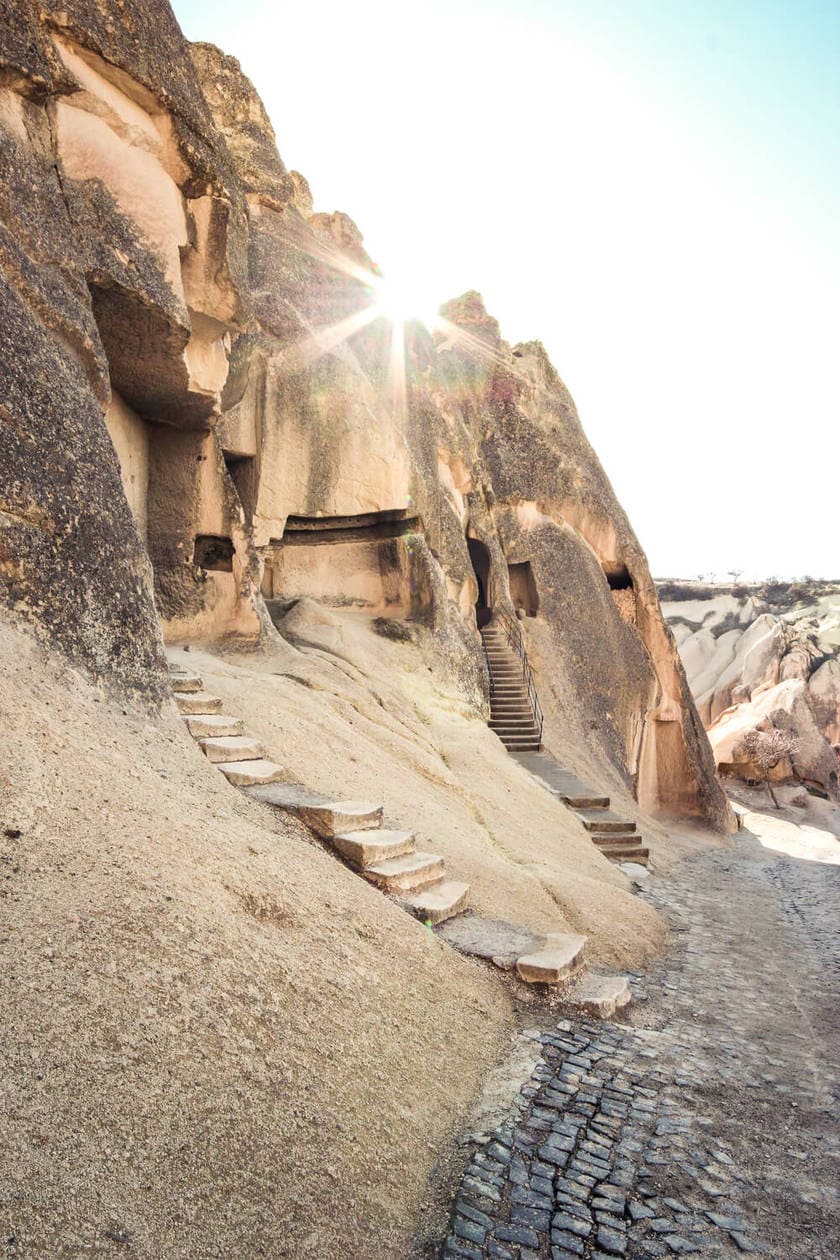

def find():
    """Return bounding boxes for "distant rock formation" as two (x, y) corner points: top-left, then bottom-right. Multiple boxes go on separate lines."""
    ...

(0, 1), (731, 829)
(660, 581), (840, 798)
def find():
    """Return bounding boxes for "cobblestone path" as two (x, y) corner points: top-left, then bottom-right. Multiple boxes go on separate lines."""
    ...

(440, 830), (840, 1259)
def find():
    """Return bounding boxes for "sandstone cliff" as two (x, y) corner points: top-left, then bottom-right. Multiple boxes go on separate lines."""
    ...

(1, 3), (733, 1254)
(3, 5), (730, 827)
(661, 580), (840, 798)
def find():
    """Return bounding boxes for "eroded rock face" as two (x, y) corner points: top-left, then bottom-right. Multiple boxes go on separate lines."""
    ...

(661, 582), (840, 797)
(0, 1), (730, 827)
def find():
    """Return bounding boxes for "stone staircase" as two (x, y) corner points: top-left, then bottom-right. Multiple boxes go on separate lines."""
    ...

(169, 660), (469, 925)
(512, 752), (650, 867)
(480, 619), (542, 752)
(168, 654), (631, 1010)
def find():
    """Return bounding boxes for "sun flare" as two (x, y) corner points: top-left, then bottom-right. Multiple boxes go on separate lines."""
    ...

(369, 272), (441, 331)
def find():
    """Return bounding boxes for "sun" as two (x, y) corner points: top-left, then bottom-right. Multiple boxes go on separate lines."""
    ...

(369, 271), (441, 331)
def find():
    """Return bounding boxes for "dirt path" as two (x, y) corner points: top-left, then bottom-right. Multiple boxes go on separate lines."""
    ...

(437, 825), (840, 1259)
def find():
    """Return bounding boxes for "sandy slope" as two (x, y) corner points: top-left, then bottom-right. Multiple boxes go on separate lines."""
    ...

(1, 609), (675, 1257)
(172, 606), (666, 966)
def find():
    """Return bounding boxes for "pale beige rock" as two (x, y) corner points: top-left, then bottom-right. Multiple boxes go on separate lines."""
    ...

(516, 933), (586, 984)
(809, 659), (840, 745)
(708, 679), (839, 796)
(245, 783), (384, 838)
(564, 972), (632, 1017)
(399, 880), (471, 926)
(175, 691), (223, 715)
(200, 734), (266, 763)
(170, 674), (203, 693)
(181, 713), (244, 739)
(332, 828), (416, 867)
(217, 758), (286, 786)
(363, 852), (446, 893)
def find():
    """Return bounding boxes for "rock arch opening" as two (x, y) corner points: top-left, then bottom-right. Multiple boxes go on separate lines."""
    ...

(603, 563), (636, 625)
(508, 560), (539, 617)
(467, 537), (492, 628)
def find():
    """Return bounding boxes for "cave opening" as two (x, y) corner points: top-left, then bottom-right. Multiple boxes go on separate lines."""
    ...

(261, 509), (426, 618)
(508, 560), (539, 617)
(604, 564), (633, 591)
(224, 452), (257, 525)
(194, 534), (234, 572)
(467, 537), (492, 628)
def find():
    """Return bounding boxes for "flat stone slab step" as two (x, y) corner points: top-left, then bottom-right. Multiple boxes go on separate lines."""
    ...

(244, 783), (383, 838)
(181, 713), (244, 739)
(516, 933), (587, 985)
(599, 845), (650, 864)
(170, 673), (203, 693)
(175, 692), (223, 715)
(363, 851), (445, 893)
(563, 972), (632, 1018)
(200, 735), (266, 764)
(332, 828), (415, 868)
(398, 880), (470, 926)
(219, 759), (286, 787)
(591, 831), (644, 846)
(575, 809), (636, 833)
(509, 752), (612, 808)
(436, 913), (543, 969)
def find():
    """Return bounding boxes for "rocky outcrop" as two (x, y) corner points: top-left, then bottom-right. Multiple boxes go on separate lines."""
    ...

(1, 2), (731, 834)
(661, 582), (840, 797)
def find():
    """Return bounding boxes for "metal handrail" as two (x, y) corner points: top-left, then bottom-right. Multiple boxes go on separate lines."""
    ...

(482, 606), (544, 746)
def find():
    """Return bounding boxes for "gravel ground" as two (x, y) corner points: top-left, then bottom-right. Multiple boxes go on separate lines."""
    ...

(438, 824), (840, 1259)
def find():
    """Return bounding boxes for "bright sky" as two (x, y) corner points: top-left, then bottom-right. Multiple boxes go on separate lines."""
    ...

(173, 0), (839, 579)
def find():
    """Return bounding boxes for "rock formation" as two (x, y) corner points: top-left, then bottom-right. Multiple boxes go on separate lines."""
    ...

(661, 581), (840, 797)
(0, 4), (730, 830)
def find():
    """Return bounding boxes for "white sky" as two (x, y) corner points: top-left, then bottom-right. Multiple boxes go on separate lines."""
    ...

(173, 0), (840, 579)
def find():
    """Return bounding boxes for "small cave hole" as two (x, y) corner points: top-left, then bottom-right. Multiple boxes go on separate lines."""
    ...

(508, 560), (539, 617)
(223, 452), (257, 523)
(194, 534), (234, 572)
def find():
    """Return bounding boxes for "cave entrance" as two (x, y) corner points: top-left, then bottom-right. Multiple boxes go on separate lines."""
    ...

(467, 537), (492, 628)
(604, 564), (633, 591)
(262, 509), (427, 619)
(223, 452), (257, 525)
(603, 563), (636, 624)
(508, 560), (539, 617)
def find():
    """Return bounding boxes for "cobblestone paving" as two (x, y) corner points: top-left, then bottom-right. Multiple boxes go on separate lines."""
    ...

(440, 831), (840, 1259)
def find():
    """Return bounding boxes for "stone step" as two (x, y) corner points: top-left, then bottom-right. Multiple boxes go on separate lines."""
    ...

(175, 691), (223, 715)
(562, 793), (610, 809)
(244, 783), (383, 838)
(564, 972), (632, 1019)
(500, 741), (541, 752)
(181, 713), (244, 739)
(363, 851), (445, 893)
(398, 880), (470, 926)
(576, 809), (636, 833)
(170, 673), (203, 693)
(332, 828), (415, 868)
(599, 845), (650, 864)
(200, 735), (266, 764)
(516, 933), (586, 984)
(591, 831), (644, 847)
(490, 720), (539, 731)
(219, 759), (286, 787)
